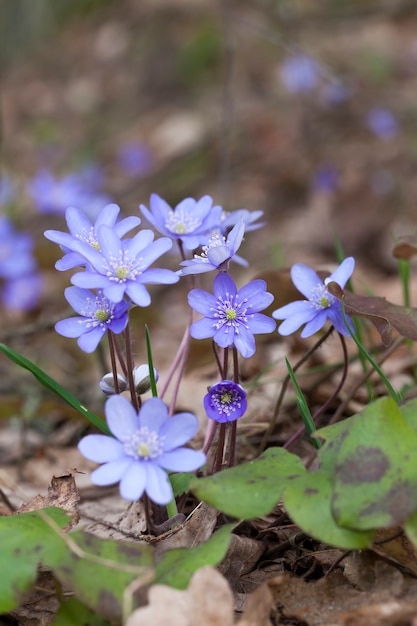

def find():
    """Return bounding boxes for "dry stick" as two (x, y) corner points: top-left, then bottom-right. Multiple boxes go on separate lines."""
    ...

(328, 335), (405, 425)
(108, 332), (121, 395)
(283, 331), (349, 451)
(258, 326), (335, 455)
(123, 324), (139, 412)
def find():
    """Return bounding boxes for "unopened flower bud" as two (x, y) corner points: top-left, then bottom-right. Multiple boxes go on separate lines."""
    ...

(99, 372), (128, 395)
(132, 364), (159, 395)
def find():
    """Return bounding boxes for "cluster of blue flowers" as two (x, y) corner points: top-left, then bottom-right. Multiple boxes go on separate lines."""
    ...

(45, 193), (356, 506)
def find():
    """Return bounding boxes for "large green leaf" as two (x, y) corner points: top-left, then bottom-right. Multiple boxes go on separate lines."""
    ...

(190, 447), (305, 519)
(283, 471), (374, 550)
(0, 343), (109, 434)
(331, 397), (417, 530)
(52, 598), (112, 626)
(154, 523), (233, 589)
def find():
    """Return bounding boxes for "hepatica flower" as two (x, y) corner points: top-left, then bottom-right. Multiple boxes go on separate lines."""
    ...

(273, 257), (355, 338)
(178, 219), (247, 276)
(204, 380), (247, 423)
(366, 107), (398, 140)
(78, 395), (206, 504)
(55, 286), (130, 353)
(280, 53), (321, 94)
(140, 193), (223, 251)
(188, 273), (276, 358)
(70, 225), (178, 306)
(44, 204), (141, 271)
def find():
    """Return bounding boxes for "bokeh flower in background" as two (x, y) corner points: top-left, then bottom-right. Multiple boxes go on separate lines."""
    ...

(28, 168), (112, 219)
(366, 107), (398, 139)
(78, 395), (206, 504)
(0, 215), (42, 311)
(0, 175), (16, 206)
(117, 141), (153, 177)
(311, 166), (339, 194)
(280, 53), (321, 93)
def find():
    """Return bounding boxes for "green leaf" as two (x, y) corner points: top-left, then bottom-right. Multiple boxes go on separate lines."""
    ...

(398, 397), (417, 433)
(52, 598), (112, 626)
(53, 530), (154, 621)
(0, 508), (69, 613)
(170, 472), (195, 497)
(154, 523), (233, 589)
(191, 448), (305, 519)
(332, 397), (417, 530)
(0, 343), (109, 434)
(283, 471), (374, 550)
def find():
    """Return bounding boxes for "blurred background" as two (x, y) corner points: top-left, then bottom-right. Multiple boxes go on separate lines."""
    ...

(1, 0), (417, 421)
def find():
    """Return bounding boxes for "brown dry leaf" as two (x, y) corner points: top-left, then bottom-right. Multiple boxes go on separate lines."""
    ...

(238, 581), (276, 626)
(392, 235), (417, 260)
(218, 533), (265, 592)
(126, 566), (235, 626)
(154, 502), (219, 555)
(372, 528), (417, 577)
(329, 601), (417, 626)
(16, 472), (80, 530)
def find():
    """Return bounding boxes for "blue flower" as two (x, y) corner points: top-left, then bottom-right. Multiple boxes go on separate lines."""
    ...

(78, 395), (206, 504)
(272, 257), (355, 338)
(280, 54), (320, 94)
(204, 380), (247, 423)
(188, 273), (276, 358)
(178, 219), (247, 276)
(366, 108), (398, 139)
(27, 170), (111, 219)
(69, 225), (179, 306)
(44, 204), (141, 271)
(220, 208), (265, 233)
(2, 273), (43, 312)
(140, 194), (223, 251)
(0, 216), (36, 280)
(117, 142), (153, 177)
(55, 287), (130, 353)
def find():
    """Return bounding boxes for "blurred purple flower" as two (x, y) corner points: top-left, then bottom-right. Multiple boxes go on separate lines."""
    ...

(311, 166), (339, 193)
(44, 204), (141, 271)
(366, 108), (398, 139)
(28, 169), (113, 219)
(70, 226), (178, 306)
(2, 273), (43, 311)
(78, 395), (206, 504)
(0, 216), (36, 280)
(0, 175), (16, 206)
(221, 208), (265, 233)
(55, 286), (130, 353)
(204, 380), (247, 423)
(320, 81), (351, 107)
(188, 273), (276, 358)
(280, 54), (320, 93)
(117, 142), (153, 177)
(178, 219), (247, 276)
(140, 194), (223, 251)
(272, 257), (355, 338)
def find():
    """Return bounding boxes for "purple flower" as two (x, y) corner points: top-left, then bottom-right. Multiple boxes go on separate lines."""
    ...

(2, 273), (43, 311)
(0, 175), (16, 206)
(311, 166), (339, 193)
(69, 225), (179, 306)
(55, 287), (130, 353)
(280, 54), (320, 94)
(204, 380), (247, 423)
(78, 395), (206, 504)
(140, 194), (223, 251)
(366, 108), (398, 139)
(221, 208), (265, 233)
(188, 273), (276, 358)
(44, 204), (141, 271)
(0, 216), (36, 280)
(272, 257), (355, 338)
(28, 169), (112, 218)
(178, 219), (247, 276)
(117, 142), (153, 177)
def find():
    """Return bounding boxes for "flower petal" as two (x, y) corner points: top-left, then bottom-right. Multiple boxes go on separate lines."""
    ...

(213, 272), (237, 299)
(138, 397), (169, 432)
(78, 434), (125, 463)
(159, 412), (199, 449)
(277, 309), (317, 335)
(55, 317), (87, 339)
(144, 463), (173, 505)
(119, 461), (147, 501)
(158, 448), (206, 472)
(90, 457), (133, 486)
(188, 288), (217, 316)
(300, 309), (328, 337)
(190, 317), (216, 340)
(328, 257), (355, 288)
(328, 307), (354, 336)
(291, 264), (322, 299)
(77, 326), (105, 353)
(105, 395), (139, 440)
(272, 300), (313, 319)
(233, 326), (256, 358)
(247, 313), (276, 335)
